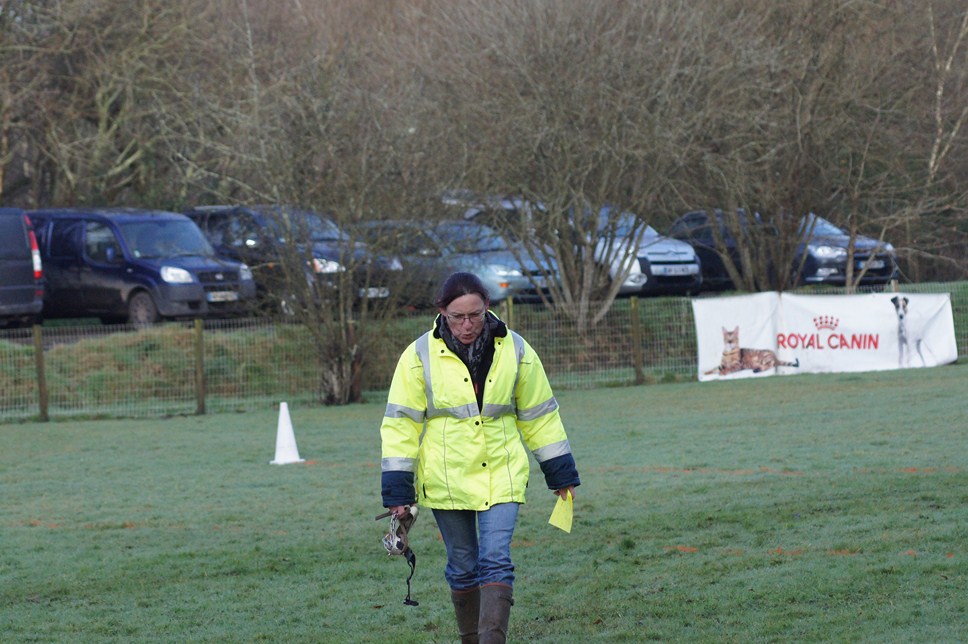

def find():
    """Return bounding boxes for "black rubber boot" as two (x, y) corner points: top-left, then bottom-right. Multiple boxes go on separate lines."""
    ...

(451, 587), (481, 643)
(478, 583), (513, 643)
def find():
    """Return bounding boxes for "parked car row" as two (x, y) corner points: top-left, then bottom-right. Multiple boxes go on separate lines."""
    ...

(0, 205), (409, 326)
(455, 194), (899, 294)
(457, 196), (704, 297)
(19, 208), (258, 326)
(0, 199), (901, 327)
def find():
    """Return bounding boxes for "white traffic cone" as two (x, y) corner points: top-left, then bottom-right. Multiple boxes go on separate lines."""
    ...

(270, 402), (305, 465)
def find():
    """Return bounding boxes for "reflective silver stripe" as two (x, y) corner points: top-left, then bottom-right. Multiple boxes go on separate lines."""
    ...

(532, 440), (571, 463)
(481, 403), (514, 417)
(517, 396), (558, 421)
(509, 331), (525, 398)
(382, 456), (417, 472)
(385, 402), (425, 423)
(429, 402), (478, 420)
(492, 331), (525, 417)
(415, 333), (440, 417)
(509, 330), (526, 363)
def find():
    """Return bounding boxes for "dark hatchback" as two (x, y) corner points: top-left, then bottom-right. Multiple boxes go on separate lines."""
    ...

(29, 208), (256, 325)
(0, 208), (44, 327)
(184, 205), (399, 312)
(668, 209), (899, 290)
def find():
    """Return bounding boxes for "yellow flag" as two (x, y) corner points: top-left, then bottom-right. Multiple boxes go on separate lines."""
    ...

(548, 491), (573, 533)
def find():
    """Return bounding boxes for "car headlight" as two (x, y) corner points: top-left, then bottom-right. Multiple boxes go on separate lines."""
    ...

(883, 243), (895, 252)
(489, 264), (523, 277)
(312, 258), (345, 274)
(812, 245), (848, 259)
(161, 266), (194, 284)
(239, 263), (254, 281)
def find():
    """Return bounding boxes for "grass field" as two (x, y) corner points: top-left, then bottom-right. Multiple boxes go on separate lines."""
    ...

(2, 363), (967, 642)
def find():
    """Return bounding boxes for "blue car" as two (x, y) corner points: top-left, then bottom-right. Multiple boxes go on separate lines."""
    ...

(29, 208), (256, 325)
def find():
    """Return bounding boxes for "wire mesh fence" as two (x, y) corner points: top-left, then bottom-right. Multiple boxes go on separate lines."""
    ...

(1, 282), (964, 422)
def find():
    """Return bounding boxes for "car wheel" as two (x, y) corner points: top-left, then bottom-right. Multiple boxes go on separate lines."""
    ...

(128, 291), (159, 327)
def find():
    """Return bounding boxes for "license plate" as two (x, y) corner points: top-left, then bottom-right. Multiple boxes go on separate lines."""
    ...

(207, 291), (239, 302)
(360, 287), (390, 299)
(653, 264), (699, 276)
(859, 260), (885, 269)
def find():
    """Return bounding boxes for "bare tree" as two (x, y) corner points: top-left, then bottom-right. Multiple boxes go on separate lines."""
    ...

(155, 0), (437, 404)
(671, 0), (968, 292)
(3, 0), (966, 392)
(14, 1), (210, 205)
(388, 1), (741, 335)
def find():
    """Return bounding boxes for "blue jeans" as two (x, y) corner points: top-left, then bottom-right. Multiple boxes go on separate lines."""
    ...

(432, 503), (519, 591)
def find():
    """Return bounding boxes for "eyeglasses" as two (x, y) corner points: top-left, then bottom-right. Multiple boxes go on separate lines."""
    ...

(445, 310), (486, 324)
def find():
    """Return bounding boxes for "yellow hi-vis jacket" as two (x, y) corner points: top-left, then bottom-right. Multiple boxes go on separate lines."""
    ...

(380, 316), (579, 511)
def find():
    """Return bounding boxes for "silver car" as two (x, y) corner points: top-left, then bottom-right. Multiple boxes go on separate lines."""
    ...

(595, 206), (703, 296)
(359, 219), (556, 306)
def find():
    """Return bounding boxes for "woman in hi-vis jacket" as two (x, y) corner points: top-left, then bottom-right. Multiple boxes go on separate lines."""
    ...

(380, 272), (581, 643)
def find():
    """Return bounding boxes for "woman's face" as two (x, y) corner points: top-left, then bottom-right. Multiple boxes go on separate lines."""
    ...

(440, 293), (488, 345)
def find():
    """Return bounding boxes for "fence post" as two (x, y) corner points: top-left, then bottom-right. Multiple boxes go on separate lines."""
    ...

(504, 297), (514, 329)
(33, 324), (49, 422)
(194, 319), (206, 415)
(629, 297), (645, 385)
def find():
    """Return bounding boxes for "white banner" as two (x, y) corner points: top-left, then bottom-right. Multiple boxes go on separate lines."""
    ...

(693, 292), (957, 381)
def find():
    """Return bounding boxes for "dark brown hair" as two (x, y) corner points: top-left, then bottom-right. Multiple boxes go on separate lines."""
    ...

(434, 272), (490, 309)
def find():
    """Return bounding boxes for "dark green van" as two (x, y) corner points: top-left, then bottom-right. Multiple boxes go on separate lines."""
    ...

(0, 208), (44, 327)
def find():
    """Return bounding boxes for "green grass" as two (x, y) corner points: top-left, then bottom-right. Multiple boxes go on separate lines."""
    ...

(2, 364), (967, 642)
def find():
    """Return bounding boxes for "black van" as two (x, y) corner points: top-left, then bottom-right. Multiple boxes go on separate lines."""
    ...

(184, 204), (399, 312)
(29, 208), (256, 325)
(0, 208), (44, 327)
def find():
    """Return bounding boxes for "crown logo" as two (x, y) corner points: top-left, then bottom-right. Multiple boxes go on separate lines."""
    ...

(813, 315), (839, 331)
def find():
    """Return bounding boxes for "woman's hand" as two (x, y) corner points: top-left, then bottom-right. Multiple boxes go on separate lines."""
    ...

(388, 505), (415, 518)
(554, 486), (576, 500)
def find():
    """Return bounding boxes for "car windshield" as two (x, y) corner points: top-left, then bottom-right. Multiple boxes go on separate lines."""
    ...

(435, 222), (506, 253)
(592, 207), (659, 240)
(606, 212), (658, 239)
(266, 209), (347, 243)
(801, 214), (846, 237)
(120, 220), (214, 259)
(364, 223), (436, 255)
